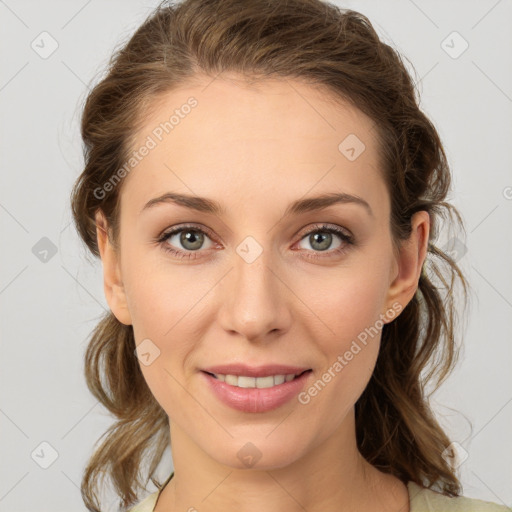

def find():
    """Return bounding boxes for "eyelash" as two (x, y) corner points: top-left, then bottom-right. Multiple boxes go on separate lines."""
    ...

(155, 223), (355, 261)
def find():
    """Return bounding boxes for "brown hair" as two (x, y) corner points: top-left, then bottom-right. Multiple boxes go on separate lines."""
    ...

(70, 0), (470, 510)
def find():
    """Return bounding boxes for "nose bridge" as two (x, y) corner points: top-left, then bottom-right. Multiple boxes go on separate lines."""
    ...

(219, 238), (288, 340)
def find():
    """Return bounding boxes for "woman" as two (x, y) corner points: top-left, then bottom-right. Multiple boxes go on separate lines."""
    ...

(70, 0), (509, 511)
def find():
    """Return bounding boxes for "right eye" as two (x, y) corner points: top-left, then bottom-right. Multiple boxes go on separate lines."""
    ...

(157, 224), (217, 259)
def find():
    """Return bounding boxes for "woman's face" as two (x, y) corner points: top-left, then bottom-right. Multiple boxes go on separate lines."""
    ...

(97, 75), (427, 471)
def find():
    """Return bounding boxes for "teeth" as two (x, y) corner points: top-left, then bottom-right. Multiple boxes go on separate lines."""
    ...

(213, 373), (298, 388)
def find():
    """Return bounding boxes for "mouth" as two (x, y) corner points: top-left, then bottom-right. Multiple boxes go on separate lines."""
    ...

(200, 368), (313, 413)
(201, 369), (312, 389)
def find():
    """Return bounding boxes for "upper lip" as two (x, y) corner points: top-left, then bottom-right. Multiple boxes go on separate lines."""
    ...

(201, 364), (311, 378)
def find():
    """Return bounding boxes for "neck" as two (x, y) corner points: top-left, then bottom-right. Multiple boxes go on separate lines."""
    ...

(155, 409), (409, 512)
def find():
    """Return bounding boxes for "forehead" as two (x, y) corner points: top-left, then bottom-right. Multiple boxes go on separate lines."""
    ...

(121, 75), (387, 219)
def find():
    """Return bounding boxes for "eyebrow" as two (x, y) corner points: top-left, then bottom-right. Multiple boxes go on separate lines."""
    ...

(141, 191), (373, 218)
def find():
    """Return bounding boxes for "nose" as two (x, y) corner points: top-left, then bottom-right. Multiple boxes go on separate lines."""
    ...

(217, 249), (292, 343)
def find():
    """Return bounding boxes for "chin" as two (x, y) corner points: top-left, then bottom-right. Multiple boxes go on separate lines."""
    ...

(206, 434), (309, 472)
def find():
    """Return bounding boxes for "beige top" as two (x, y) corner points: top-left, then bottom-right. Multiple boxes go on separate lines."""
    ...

(128, 473), (510, 512)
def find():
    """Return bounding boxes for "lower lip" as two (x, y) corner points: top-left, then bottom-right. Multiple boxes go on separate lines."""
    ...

(201, 370), (312, 413)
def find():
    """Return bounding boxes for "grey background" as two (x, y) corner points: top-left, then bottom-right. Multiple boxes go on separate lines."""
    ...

(1, 0), (511, 510)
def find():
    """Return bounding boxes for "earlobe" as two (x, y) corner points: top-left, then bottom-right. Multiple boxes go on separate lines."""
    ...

(384, 211), (430, 319)
(95, 210), (132, 326)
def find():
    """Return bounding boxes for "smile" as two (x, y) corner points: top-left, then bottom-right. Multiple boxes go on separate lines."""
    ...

(201, 369), (313, 413)
(206, 370), (309, 388)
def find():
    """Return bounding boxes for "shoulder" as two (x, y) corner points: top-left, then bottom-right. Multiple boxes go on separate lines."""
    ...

(128, 479), (511, 512)
(126, 491), (159, 512)
(127, 472), (174, 512)
(408, 481), (511, 512)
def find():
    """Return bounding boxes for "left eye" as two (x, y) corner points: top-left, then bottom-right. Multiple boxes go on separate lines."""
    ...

(297, 227), (348, 252)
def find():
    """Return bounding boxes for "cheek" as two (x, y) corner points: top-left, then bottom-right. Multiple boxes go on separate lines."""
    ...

(123, 245), (208, 338)
(127, 262), (202, 418)
(296, 258), (391, 399)
(123, 253), (214, 392)
(303, 259), (390, 342)
(294, 281), (385, 431)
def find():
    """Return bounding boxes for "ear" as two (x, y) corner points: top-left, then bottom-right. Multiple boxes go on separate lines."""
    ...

(95, 210), (132, 326)
(384, 210), (430, 318)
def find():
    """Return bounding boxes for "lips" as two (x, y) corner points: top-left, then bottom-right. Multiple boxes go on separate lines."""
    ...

(201, 363), (311, 378)
(201, 368), (313, 413)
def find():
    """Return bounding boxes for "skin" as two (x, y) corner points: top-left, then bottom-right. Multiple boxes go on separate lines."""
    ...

(95, 74), (429, 512)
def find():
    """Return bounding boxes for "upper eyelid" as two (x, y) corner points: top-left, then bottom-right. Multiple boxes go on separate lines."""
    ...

(161, 223), (217, 242)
